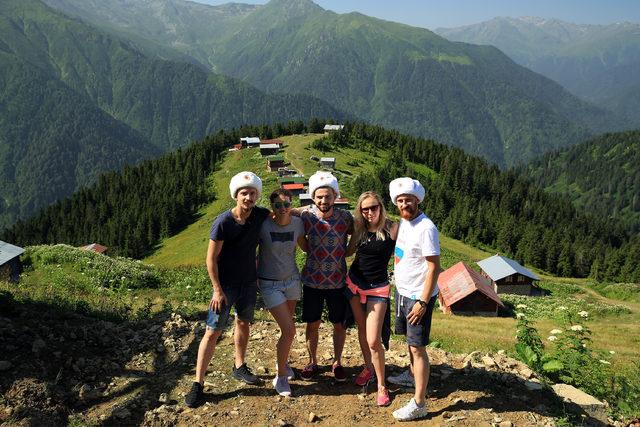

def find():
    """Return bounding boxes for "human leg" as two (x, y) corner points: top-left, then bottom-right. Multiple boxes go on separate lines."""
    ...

(270, 302), (296, 377)
(366, 299), (387, 388)
(348, 294), (371, 368)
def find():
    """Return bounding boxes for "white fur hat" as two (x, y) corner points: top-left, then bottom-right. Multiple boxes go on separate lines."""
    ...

(389, 177), (425, 205)
(229, 171), (262, 199)
(308, 171), (340, 197)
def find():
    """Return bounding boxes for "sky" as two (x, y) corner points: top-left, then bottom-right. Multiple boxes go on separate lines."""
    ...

(193, 0), (640, 29)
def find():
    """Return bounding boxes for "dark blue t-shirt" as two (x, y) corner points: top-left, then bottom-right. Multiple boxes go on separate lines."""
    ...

(209, 206), (269, 286)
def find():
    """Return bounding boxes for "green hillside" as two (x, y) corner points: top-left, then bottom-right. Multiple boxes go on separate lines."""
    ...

(436, 17), (640, 126)
(0, 0), (347, 229)
(41, 0), (625, 167)
(522, 130), (640, 234)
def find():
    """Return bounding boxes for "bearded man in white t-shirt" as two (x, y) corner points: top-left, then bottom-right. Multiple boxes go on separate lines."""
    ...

(387, 177), (441, 422)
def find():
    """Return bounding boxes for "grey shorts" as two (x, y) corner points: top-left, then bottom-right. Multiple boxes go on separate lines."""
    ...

(259, 275), (301, 309)
(394, 291), (437, 347)
(205, 282), (257, 331)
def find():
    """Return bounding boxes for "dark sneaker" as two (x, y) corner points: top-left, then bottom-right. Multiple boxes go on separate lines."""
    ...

(185, 382), (203, 408)
(232, 363), (260, 385)
(300, 363), (319, 380)
(332, 363), (347, 382)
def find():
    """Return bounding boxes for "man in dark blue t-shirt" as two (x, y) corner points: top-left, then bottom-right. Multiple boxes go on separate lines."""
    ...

(186, 171), (269, 408)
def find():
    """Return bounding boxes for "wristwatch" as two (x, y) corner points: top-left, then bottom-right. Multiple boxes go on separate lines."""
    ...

(417, 299), (428, 309)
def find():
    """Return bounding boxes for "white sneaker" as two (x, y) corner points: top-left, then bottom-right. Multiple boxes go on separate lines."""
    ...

(387, 369), (415, 387)
(392, 398), (428, 421)
(275, 363), (295, 381)
(272, 375), (291, 397)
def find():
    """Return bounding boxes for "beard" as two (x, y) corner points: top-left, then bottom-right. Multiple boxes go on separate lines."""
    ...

(400, 205), (417, 220)
(316, 203), (333, 213)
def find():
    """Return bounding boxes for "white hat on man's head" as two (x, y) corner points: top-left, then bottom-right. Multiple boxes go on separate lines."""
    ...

(308, 171), (340, 197)
(389, 177), (425, 205)
(229, 171), (262, 199)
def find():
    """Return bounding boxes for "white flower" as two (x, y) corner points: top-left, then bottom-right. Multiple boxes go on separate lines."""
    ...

(548, 336), (558, 342)
(599, 360), (611, 365)
(550, 329), (563, 335)
(558, 306), (568, 311)
(609, 350), (616, 355)
(570, 325), (583, 332)
(516, 312), (526, 319)
(186, 285), (192, 290)
(578, 311), (589, 318)
(516, 304), (528, 309)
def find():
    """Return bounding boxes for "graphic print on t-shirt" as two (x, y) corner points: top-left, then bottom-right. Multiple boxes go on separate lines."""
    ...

(394, 246), (404, 265)
(270, 231), (294, 243)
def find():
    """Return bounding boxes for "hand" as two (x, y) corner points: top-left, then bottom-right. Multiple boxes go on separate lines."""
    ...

(210, 290), (227, 313)
(407, 301), (426, 325)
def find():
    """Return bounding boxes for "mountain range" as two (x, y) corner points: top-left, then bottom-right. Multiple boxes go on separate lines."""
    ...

(436, 17), (640, 126)
(0, 0), (346, 230)
(42, 0), (629, 167)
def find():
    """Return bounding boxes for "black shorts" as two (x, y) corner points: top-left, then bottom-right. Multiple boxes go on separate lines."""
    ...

(302, 285), (348, 324)
(394, 291), (437, 347)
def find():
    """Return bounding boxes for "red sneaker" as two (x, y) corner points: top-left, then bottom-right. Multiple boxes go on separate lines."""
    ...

(332, 362), (347, 382)
(355, 366), (374, 386)
(377, 385), (391, 406)
(300, 363), (319, 380)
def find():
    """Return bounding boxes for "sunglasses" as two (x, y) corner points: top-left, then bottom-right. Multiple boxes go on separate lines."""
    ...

(360, 204), (380, 213)
(273, 201), (292, 209)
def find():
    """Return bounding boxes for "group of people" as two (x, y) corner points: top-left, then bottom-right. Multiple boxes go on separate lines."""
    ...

(185, 170), (441, 422)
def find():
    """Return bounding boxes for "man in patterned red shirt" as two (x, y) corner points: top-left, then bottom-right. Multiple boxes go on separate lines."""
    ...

(298, 171), (353, 382)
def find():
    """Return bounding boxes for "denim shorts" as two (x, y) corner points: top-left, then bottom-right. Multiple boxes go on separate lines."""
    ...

(205, 282), (257, 331)
(394, 290), (437, 347)
(258, 275), (301, 309)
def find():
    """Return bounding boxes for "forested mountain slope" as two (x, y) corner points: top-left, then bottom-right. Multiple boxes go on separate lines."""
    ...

(0, 0), (347, 229)
(436, 17), (640, 126)
(42, 0), (627, 167)
(522, 130), (640, 234)
(3, 121), (638, 283)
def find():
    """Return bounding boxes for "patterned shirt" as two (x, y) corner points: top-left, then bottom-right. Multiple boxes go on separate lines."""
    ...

(301, 206), (353, 289)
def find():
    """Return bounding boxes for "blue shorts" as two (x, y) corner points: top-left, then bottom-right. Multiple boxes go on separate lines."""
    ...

(394, 290), (437, 347)
(258, 275), (301, 309)
(205, 282), (257, 331)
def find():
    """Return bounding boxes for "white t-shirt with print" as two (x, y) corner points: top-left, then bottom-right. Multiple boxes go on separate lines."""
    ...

(394, 212), (440, 299)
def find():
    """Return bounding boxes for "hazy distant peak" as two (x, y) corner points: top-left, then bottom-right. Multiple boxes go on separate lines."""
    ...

(261, 0), (323, 14)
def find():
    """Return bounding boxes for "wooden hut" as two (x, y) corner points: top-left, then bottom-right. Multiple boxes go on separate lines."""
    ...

(0, 240), (25, 282)
(81, 243), (108, 255)
(320, 157), (336, 169)
(477, 255), (541, 296)
(267, 155), (285, 171)
(438, 262), (504, 316)
(260, 143), (280, 156)
(282, 183), (305, 196)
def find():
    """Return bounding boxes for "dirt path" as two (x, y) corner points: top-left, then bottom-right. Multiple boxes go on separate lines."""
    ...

(0, 296), (573, 426)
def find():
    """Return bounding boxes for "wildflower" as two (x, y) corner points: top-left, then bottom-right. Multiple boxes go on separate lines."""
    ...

(550, 329), (562, 335)
(516, 304), (528, 309)
(609, 350), (616, 355)
(186, 285), (192, 290)
(578, 311), (589, 318)
(599, 360), (611, 365)
(558, 306), (568, 311)
(548, 336), (557, 342)
(516, 312), (526, 319)
(570, 325), (583, 331)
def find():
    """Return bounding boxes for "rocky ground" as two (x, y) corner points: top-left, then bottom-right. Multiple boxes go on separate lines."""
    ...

(0, 297), (619, 426)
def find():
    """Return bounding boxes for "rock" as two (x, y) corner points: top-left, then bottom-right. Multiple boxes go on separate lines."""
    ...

(158, 393), (170, 404)
(462, 351), (481, 364)
(0, 361), (12, 371)
(524, 380), (544, 391)
(256, 366), (268, 374)
(31, 338), (46, 353)
(498, 421), (513, 427)
(481, 356), (497, 368)
(5, 407), (13, 417)
(230, 410), (239, 416)
(113, 407), (131, 419)
(308, 412), (319, 423)
(446, 415), (467, 422)
(552, 383), (608, 424)
(277, 420), (287, 426)
(518, 367), (534, 379)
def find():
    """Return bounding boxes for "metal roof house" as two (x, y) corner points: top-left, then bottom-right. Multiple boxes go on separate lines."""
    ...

(0, 240), (25, 282)
(260, 143), (280, 156)
(240, 137), (261, 148)
(477, 254), (541, 296)
(438, 262), (504, 316)
(81, 243), (108, 254)
(320, 157), (336, 169)
(323, 124), (344, 133)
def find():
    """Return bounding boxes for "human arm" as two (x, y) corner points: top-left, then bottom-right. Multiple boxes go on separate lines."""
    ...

(407, 255), (440, 325)
(345, 233), (358, 257)
(389, 221), (399, 241)
(206, 239), (226, 312)
(297, 234), (309, 253)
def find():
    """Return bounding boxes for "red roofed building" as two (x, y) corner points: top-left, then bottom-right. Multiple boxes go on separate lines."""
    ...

(282, 183), (305, 196)
(81, 243), (108, 255)
(261, 139), (284, 146)
(438, 262), (504, 316)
